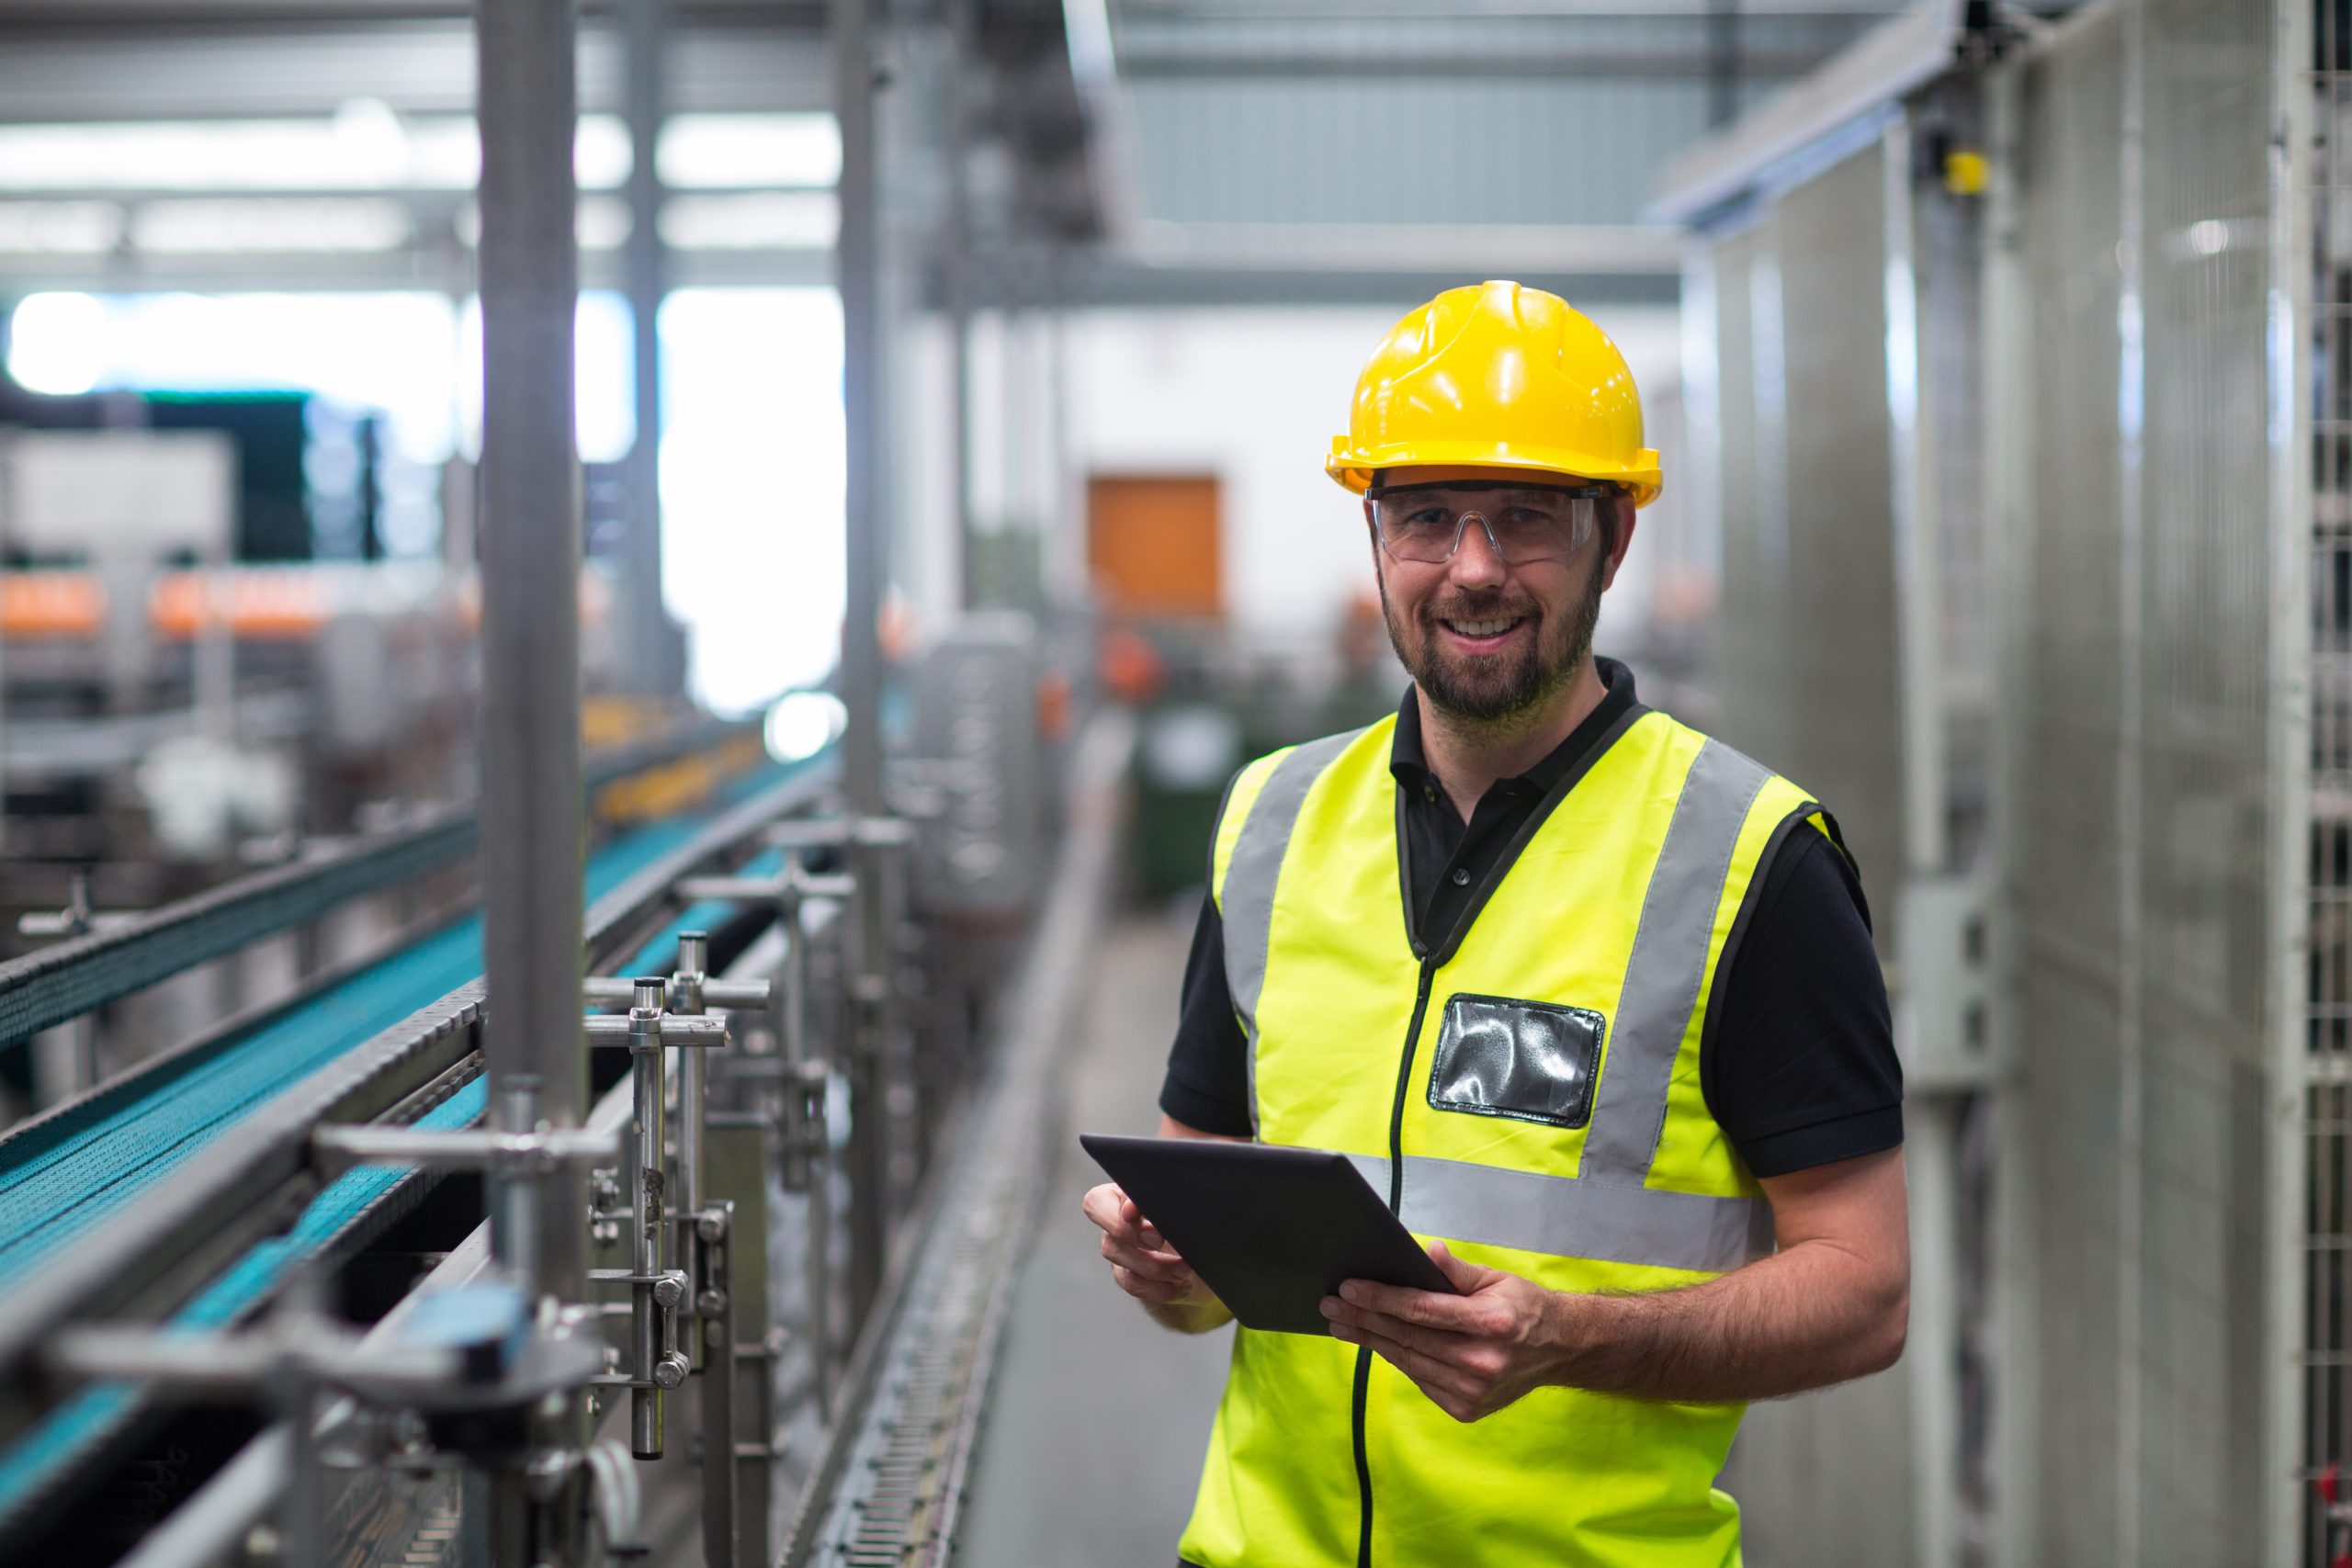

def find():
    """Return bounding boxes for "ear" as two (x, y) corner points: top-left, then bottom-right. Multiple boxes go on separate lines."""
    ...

(1599, 495), (1637, 592)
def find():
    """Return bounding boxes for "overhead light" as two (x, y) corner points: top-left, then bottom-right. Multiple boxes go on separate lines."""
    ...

(660, 192), (839, 251)
(0, 115), (842, 197)
(131, 198), (413, 253)
(0, 201), (124, 254)
(7, 292), (113, 396)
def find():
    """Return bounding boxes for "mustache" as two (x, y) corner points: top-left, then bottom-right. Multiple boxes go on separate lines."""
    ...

(1417, 596), (1541, 625)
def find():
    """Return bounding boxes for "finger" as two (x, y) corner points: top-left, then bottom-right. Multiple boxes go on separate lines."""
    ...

(1426, 1240), (1492, 1293)
(1337, 1279), (1484, 1331)
(1327, 1300), (1469, 1362)
(1081, 1185), (1132, 1235)
(1329, 1319), (1483, 1412)
(1100, 1235), (1193, 1282)
(1111, 1264), (1193, 1304)
(1108, 1193), (1169, 1249)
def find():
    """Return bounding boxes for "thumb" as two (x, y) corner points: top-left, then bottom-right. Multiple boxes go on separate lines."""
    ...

(1427, 1240), (1489, 1293)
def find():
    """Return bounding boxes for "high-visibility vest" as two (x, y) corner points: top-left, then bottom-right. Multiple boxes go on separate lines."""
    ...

(1178, 705), (1833, 1568)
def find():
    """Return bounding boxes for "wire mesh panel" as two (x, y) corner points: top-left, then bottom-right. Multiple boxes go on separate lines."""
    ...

(2135, 0), (2277, 1557)
(2305, 3), (2352, 1560)
(1706, 139), (1908, 954)
(1700, 139), (1922, 1568)
(2006, 12), (2131, 1563)
(2001, 0), (2282, 1561)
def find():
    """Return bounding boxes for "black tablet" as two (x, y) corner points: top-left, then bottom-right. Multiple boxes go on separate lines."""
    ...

(1080, 1134), (1461, 1336)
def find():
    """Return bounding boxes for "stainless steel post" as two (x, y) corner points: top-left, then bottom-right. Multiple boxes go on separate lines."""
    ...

(945, 0), (977, 611)
(831, 0), (894, 1338)
(833, 0), (883, 817)
(777, 873), (834, 1416)
(629, 976), (668, 1459)
(621, 0), (672, 695)
(674, 933), (707, 1224)
(476, 0), (587, 1303)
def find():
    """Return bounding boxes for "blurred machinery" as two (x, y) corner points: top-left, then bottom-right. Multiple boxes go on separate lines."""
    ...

(0, 606), (1099, 1568)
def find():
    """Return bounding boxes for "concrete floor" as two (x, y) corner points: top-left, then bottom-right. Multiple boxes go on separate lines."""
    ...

(955, 915), (1231, 1568)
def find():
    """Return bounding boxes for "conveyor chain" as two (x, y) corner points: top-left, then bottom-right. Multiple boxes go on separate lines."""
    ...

(786, 714), (1129, 1568)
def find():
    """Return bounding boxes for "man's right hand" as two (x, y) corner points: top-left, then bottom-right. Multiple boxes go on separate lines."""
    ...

(1082, 1182), (1220, 1308)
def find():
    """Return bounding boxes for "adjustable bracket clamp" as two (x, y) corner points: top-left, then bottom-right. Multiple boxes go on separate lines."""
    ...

(578, 976), (728, 1460)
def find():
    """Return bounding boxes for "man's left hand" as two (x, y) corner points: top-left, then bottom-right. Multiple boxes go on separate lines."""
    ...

(1320, 1243), (1567, 1422)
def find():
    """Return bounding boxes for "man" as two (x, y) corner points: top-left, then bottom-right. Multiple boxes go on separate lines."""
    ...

(1082, 279), (1908, 1568)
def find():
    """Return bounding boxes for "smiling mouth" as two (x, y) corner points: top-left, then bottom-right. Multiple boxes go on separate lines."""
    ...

(1438, 615), (1526, 641)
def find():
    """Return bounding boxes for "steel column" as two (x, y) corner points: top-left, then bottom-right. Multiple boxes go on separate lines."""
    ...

(622, 0), (673, 695)
(831, 0), (893, 1330)
(2266, 0), (2318, 1555)
(475, 0), (588, 1303)
(945, 0), (978, 610)
(834, 0), (884, 818)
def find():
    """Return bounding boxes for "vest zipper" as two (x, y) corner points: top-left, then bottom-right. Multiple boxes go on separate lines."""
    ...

(1354, 952), (1437, 1568)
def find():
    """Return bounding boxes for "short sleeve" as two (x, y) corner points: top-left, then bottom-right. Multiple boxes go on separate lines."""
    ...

(1159, 892), (1254, 1136)
(1702, 826), (1904, 1178)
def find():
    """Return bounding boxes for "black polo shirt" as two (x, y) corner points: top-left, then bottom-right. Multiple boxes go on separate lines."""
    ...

(1159, 658), (1903, 1179)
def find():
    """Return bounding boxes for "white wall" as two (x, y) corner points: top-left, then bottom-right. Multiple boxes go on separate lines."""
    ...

(1058, 303), (1683, 649)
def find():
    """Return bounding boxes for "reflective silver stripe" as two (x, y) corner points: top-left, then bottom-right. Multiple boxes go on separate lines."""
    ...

(1220, 729), (1363, 1134)
(1577, 739), (1771, 1185)
(1345, 1152), (1770, 1275)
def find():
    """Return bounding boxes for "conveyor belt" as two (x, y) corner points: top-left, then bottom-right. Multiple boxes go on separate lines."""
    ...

(0, 759), (803, 1535)
(0, 761), (789, 1293)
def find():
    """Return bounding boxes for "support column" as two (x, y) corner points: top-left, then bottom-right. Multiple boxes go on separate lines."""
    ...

(475, 0), (588, 1305)
(945, 0), (978, 611)
(831, 0), (891, 1329)
(622, 0), (676, 696)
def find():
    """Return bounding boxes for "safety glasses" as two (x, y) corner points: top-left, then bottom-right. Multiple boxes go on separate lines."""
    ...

(1366, 479), (1615, 566)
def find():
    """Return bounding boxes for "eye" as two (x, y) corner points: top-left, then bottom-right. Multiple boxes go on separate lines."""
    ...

(1497, 507), (1553, 528)
(1403, 506), (1452, 528)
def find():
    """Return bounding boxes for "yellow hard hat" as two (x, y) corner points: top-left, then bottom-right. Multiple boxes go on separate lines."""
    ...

(1327, 279), (1662, 507)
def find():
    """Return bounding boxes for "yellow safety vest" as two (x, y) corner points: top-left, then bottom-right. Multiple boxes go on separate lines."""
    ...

(1178, 705), (1832, 1568)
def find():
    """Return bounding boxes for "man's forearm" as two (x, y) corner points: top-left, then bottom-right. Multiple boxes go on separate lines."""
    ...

(1544, 1237), (1907, 1403)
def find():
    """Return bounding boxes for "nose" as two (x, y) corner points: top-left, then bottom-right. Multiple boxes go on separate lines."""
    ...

(1447, 513), (1510, 590)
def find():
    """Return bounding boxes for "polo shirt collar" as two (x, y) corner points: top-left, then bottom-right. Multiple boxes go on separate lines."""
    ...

(1388, 655), (1640, 797)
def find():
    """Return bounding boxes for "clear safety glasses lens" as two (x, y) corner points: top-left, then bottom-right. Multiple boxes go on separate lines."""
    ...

(1371, 486), (1605, 566)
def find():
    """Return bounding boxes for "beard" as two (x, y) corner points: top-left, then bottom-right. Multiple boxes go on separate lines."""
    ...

(1379, 552), (1606, 727)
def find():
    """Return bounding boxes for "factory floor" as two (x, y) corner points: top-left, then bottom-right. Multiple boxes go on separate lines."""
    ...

(955, 913), (1229, 1568)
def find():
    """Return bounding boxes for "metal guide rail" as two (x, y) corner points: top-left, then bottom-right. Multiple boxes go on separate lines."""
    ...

(0, 715), (763, 1052)
(0, 673), (1088, 1568)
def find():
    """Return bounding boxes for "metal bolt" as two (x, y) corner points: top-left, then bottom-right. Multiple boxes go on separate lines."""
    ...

(652, 1353), (690, 1390)
(696, 1289), (727, 1318)
(652, 1274), (685, 1310)
(696, 1213), (725, 1242)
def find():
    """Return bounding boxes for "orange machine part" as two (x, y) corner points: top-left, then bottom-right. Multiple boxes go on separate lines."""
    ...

(0, 574), (107, 639)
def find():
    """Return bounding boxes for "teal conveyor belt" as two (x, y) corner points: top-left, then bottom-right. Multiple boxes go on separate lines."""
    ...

(0, 758), (800, 1529)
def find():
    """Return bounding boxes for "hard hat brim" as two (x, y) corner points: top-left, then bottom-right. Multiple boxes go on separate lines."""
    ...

(1327, 438), (1662, 508)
